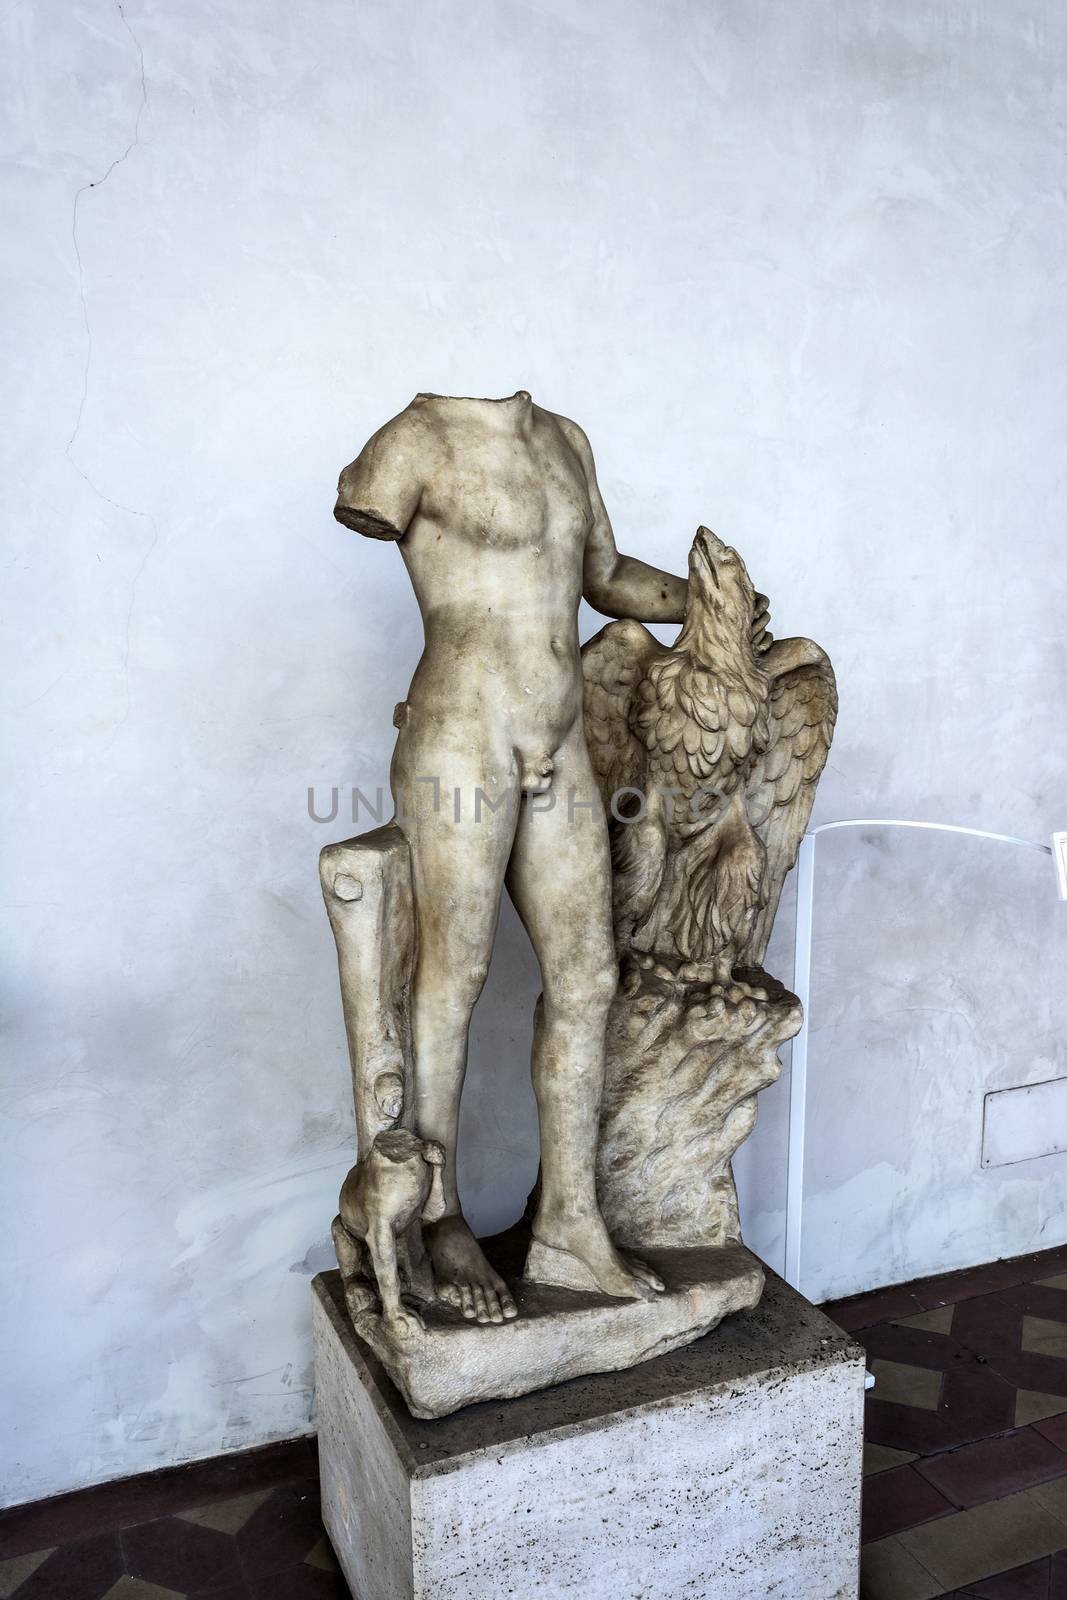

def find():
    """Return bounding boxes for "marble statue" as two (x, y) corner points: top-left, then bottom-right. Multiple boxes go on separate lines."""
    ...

(319, 392), (836, 1417)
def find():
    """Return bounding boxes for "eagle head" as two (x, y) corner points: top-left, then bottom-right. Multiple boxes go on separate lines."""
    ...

(678, 526), (758, 665)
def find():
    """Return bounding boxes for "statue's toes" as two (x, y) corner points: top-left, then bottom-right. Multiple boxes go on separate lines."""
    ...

(485, 1282), (517, 1322)
(440, 1279), (517, 1324)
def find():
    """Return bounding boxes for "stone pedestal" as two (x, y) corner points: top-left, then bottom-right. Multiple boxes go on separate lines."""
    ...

(312, 1260), (865, 1600)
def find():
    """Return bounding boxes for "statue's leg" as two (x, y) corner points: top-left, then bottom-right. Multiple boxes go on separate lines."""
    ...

(331, 1215), (378, 1322)
(368, 1224), (424, 1339)
(392, 731), (520, 1325)
(507, 727), (665, 1300)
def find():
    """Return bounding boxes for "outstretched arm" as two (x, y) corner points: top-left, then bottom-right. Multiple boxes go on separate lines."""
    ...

(557, 416), (688, 623)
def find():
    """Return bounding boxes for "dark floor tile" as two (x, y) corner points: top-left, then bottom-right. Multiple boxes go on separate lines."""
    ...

(1035, 1414), (1067, 1454)
(860, 1320), (978, 1373)
(951, 1293), (1026, 1368)
(192, 1582), (255, 1600)
(938, 1365), (1023, 1441)
(949, 1297), (1067, 1411)
(0, 1439), (317, 1560)
(866, 1363), (1018, 1458)
(123, 1514), (244, 1592)
(917, 1429), (1067, 1508)
(1052, 1547), (1067, 1600)
(864, 1391), (940, 1455)
(248, 1564), (350, 1599)
(969, 1349), (1067, 1409)
(914, 1261), (1032, 1309)
(1015, 1245), (1067, 1281)
(953, 1291), (1024, 1338)
(236, 1478), (326, 1579)
(862, 1462), (955, 1542)
(996, 1284), (1067, 1324)
(823, 1284), (926, 1332)
(13, 1530), (125, 1600)
(961, 1555), (1051, 1598)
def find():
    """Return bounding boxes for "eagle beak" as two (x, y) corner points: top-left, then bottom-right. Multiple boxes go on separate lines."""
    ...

(691, 527), (723, 589)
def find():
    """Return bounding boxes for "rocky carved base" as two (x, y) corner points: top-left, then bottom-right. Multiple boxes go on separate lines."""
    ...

(596, 959), (803, 1250)
(330, 1226), (764, 1420)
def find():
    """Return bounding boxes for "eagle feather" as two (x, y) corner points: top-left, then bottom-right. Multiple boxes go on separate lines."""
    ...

(581, 528), (837, 975)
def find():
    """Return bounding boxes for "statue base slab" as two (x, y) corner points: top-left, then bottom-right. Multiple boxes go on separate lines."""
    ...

(311, 1258), (865, 1600)
(323, 1229), (765, 1419)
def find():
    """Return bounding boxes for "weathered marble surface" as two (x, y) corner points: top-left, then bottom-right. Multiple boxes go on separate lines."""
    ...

(321, 399), (836, 1415)
(319, 823), (416, 1153)
(312, 1261), (865, 1600)
(329, 393), (695, 1324)
(597, 965), (801, 1248)
(583, 525), (836, 1251)
(330, 1227), (763, 1418)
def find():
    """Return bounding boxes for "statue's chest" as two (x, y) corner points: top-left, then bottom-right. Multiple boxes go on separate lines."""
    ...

(423, 431), (591, 553)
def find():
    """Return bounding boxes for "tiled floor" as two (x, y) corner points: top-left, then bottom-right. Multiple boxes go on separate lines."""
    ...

(829, 1242), (1067, 1598)
(1, 1246), (1065, 1600)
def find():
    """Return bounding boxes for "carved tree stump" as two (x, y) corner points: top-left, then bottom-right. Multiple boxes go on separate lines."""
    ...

(319, 822), (416, 1154)
(596, 967), (802, 1249)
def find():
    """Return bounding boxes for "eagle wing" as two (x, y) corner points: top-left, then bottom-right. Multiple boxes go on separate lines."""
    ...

(741, 639), (838, 965)
(581, 618), (665, 806)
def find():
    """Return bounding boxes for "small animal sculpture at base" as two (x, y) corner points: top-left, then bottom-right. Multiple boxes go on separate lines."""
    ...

(332, 1130), (447, 1338)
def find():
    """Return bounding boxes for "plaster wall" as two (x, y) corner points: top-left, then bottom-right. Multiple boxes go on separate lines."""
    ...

(2, 0), (1065, 1506)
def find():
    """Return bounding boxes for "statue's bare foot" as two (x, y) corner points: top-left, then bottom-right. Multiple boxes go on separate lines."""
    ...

(533, 1209), (665, 1300)
(426, 1214), (518, 1325)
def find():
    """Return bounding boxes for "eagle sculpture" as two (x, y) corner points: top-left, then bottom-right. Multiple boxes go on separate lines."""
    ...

(582, 527), (837, 990)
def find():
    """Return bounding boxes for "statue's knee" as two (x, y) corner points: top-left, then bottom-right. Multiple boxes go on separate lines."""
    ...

(445, 957), (491, 1012)
(544, 957), (618, 1015)
(588, 959), (620, 1010)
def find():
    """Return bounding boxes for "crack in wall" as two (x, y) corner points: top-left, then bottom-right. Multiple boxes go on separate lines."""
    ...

(66, 1), (158, 739)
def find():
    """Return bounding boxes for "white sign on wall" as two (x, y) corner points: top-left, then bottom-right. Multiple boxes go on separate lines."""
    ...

(982, 1077), (1067, 1168)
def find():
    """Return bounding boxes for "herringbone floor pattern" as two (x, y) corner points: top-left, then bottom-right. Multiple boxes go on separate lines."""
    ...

(831, 1242), (1067, 1598)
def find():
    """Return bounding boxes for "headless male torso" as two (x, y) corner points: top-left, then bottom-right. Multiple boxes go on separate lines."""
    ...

(335, 391), (690, 1323)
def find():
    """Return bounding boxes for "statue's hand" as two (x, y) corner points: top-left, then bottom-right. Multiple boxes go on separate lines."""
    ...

(751, 593), (773, 654)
